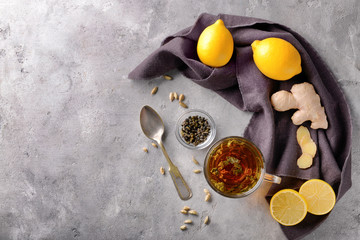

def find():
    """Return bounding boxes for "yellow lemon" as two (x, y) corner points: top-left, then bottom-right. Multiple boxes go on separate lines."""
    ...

(197, 19), (234, 68)
(299, 179), (336, 215)
(270, 189), (308, 226)
(251, 37), (302, 81)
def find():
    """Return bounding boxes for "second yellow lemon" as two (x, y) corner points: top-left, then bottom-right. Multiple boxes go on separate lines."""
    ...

(299, 179), (336, 215)
(197, 19), (234, 68)
(251, 38), (302, 81)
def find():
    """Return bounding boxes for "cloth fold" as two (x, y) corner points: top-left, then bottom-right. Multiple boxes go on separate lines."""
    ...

(129, 13), (352, 239)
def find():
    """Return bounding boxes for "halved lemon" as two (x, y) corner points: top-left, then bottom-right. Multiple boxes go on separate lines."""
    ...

(270, 189), (308, 226)
(299, 179), (336, 215)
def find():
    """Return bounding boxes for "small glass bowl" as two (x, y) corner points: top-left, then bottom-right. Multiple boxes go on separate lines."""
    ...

(175, 109), (216, 150)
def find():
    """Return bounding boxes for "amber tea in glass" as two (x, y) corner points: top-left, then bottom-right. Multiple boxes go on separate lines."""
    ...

(204, 136), (280, 198)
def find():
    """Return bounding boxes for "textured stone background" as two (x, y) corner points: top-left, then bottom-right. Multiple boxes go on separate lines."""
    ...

(0, 0), (359, 239)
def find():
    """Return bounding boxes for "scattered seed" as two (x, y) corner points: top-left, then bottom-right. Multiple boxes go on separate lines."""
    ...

(169, 92), (175, 102)
(180, 225), (187, 230)
(151, 142), (158, 148)
(179, 94), (185, 102)
(160, 167), (165, 175)
(205, 193), (211, 202)
(193, 169), (201, 174)
(204, 189), (210, 194)
(188, 210), (198, 215)
(184, 219), (192, 224)
(173, 92), (178, 100)
(180, 209), (188, 214)
(163, 75), (173, 80)
(179, 102), (188, 108)
(183, 206), (191, 211)
(192, 156), (200, 165)
(204, 216), (210, 225)
(143, 147), (148, 153)
(151, 86), (158, 95)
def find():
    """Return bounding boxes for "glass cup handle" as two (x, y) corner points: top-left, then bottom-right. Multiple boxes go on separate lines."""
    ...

(264, 173), (281, 184)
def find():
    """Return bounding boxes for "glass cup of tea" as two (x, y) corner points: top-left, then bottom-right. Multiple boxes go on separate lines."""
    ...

(204, 136), (281, 198)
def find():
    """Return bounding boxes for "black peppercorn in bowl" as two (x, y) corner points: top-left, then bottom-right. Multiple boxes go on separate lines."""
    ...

(175, 109), (216, 150)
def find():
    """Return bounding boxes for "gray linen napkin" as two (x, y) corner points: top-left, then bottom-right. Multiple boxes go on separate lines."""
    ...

(128, 13), (352, 240)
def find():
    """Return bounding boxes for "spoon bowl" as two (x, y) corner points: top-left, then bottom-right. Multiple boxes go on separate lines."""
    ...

(140, 106), (164, 142)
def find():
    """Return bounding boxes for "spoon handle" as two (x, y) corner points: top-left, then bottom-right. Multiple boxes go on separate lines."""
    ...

(158, 141), (192, 200)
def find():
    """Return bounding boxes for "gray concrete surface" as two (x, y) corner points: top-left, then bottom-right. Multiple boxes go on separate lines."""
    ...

(0, 0), (359, 239)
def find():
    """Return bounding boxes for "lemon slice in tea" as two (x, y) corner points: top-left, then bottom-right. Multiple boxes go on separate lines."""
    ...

(299, 179), (336, 215)
(270, 189), (308, 226)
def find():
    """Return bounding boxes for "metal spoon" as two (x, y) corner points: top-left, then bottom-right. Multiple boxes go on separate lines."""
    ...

(140, 105), (192, 200)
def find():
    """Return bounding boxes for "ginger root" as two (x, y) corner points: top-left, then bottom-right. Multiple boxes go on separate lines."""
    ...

(271, 82), (328, 129)
(297, 153), (313, 169)
(296, 126), (317, 169)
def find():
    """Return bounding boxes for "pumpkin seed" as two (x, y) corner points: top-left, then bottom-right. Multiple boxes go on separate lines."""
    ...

(204, 216), (210, 225)
(183, 206), (191, 211)
(205, 193), (211, 202)
(151, 86), (158, 95)
(180, 225), (187, 230)
(184, 219), (192, 224)
(160, 167), (165, 175)
(192, 156), (200, 165)
(163, 75), (173, 80)
(189, 210), (198, 215)
(193, 169), (201, 174)
(143, 147), (148, 153)
(173, 92), (178, 100)
(179, 94), (185, 102)
(180, 209), (188, 214)
(179, 102), (188, 108)
(169, 92), (175, 102)
(152, 142), (158, 148)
